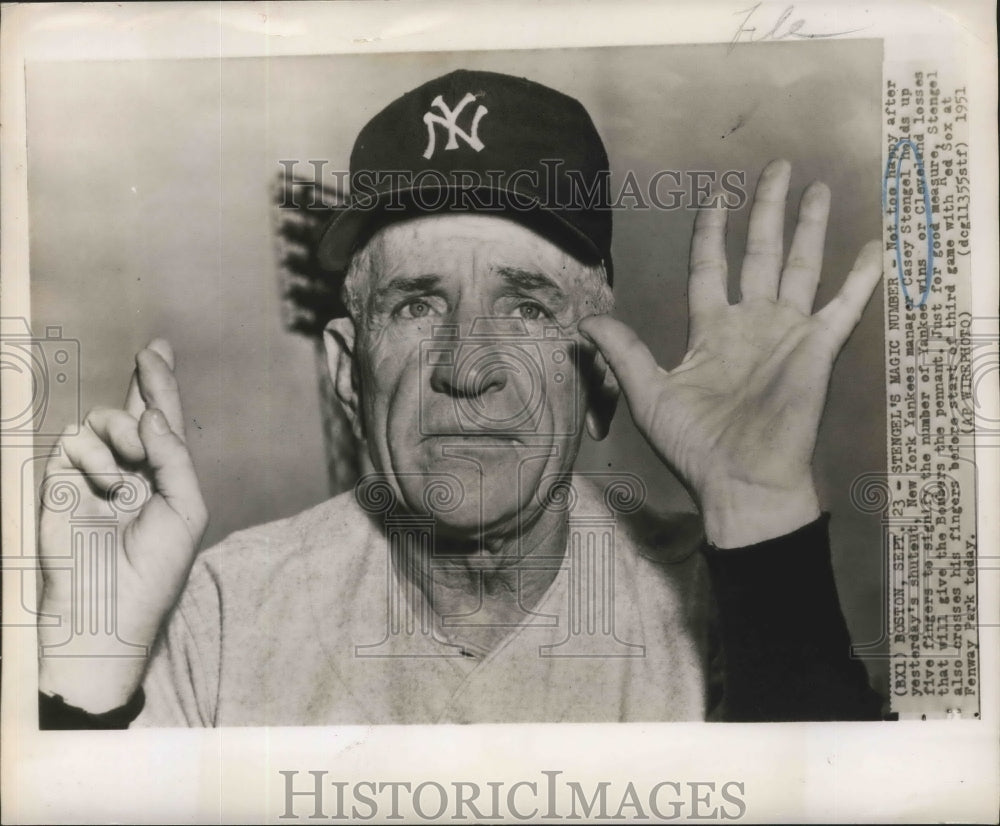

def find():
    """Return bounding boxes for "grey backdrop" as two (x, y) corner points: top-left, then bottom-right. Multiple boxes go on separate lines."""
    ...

(28, 40), (888, 693)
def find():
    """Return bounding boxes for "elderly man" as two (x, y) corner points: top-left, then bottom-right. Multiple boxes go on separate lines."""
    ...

(37, 70), (883, 727)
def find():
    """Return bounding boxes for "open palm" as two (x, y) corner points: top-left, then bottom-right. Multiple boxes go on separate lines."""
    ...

(581, 160), (882, 546)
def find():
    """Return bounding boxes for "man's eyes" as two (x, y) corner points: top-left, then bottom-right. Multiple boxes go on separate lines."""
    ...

(395, 296), (447, 319)
(513, 301), (551, 321)
(397, 298), (436, 319)
(393, 297), (553, 321)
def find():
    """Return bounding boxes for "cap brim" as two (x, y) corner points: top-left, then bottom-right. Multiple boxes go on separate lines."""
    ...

(316, 183), (610, 281)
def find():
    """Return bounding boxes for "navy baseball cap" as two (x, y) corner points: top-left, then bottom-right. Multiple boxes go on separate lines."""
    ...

(317, 69), (614, 284)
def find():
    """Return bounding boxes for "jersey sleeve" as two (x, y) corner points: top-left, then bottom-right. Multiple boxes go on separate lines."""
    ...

(702, 514), (885, 722)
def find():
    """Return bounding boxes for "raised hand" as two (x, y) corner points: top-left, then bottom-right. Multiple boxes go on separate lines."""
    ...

(580, 160), (882, 547)
(38, 339), (207, 711)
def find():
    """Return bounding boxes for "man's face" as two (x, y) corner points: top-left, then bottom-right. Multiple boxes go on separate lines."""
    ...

(349, 213), (606, 540)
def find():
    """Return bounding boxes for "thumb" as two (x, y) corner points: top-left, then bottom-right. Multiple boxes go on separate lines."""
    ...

(578, 315), (661, 416)
(137, 408), (207, 535)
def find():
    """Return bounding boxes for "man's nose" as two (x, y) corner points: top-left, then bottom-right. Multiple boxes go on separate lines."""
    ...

(429, 339), (511, 399)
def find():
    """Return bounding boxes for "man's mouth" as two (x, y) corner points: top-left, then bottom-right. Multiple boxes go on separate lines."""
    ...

(421, 432), (525, 444)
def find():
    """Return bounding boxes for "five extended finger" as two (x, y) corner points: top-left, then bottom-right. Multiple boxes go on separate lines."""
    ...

(815, 240), (883, 347)
(740, 159), (791, 301)
(779, 181), (830, 313)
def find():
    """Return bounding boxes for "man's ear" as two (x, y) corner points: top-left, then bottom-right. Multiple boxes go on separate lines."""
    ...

(323, 317), (364, 440)
(584, 349), (620, 441)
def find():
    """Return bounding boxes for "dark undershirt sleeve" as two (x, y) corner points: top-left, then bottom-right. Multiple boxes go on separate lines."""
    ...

(702, 514), (885, 722)
(38, 688), (145, 730)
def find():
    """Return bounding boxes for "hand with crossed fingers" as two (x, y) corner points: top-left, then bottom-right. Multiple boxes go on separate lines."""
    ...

(38, 340), (207, 712)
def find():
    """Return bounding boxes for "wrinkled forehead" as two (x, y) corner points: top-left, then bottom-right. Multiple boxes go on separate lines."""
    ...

(361, 213), (591, 285)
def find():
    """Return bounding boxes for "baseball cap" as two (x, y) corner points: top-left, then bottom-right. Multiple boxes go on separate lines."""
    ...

(316, 69), (614, 284)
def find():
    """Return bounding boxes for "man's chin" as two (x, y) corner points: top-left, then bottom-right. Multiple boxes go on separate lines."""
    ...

(394, 444), (547, 536)
(432, 506), (516, 540)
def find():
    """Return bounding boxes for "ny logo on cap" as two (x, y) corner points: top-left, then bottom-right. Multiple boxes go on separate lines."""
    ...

(422, 93), (488, 160)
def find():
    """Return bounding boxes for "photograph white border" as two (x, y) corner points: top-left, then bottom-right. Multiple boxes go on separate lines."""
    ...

(2, 2), (997, 822)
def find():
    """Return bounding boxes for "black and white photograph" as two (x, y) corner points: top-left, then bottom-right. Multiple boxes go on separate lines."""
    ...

(2, 2), (997, 823)
(30, 34), (888, 726)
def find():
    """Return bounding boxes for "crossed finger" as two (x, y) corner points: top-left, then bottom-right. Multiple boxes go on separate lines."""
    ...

(123, 338), (186, 441)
